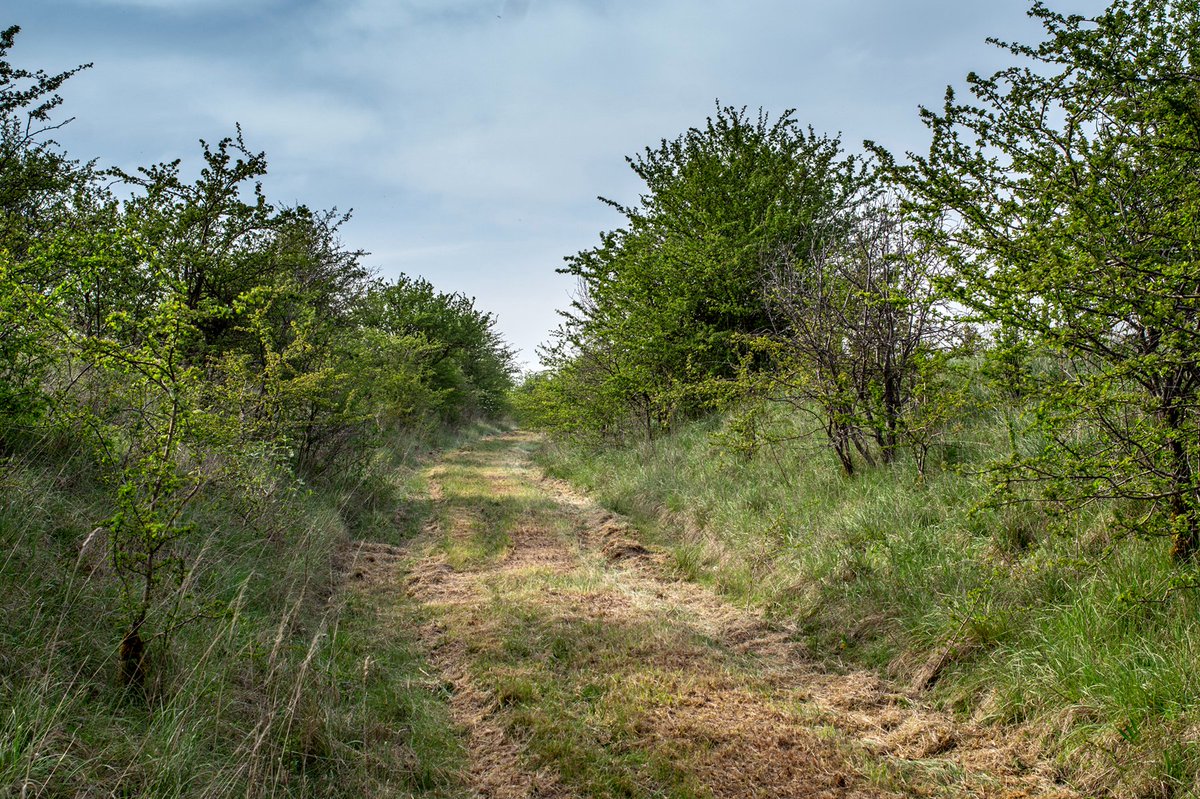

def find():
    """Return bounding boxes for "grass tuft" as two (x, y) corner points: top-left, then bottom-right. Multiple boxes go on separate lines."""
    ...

(1, 424), (483, 797)
(535, 404), (1200, 795)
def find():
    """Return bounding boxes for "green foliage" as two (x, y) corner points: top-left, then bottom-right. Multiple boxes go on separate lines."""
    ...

(0, 248), (60, 425)
(0, 24), (91, 263)
(0, 26), (93, 431)
(532, 108), (961, 478)
(536, 401), (1200, 794)
(0, 25), (509, 793)
(112, 128), (276, 337)
(358, 275), (517, 423)
(759, 195), (963, 477)
(541, 104), (868, 438)
(874, 0), (1200, 558)
(74, 292), (213, 688)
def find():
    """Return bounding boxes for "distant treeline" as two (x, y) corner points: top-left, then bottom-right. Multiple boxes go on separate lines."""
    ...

(516, 0), (1200, 561)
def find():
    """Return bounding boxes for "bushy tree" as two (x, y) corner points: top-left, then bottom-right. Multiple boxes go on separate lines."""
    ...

(875, 0), (1200, 558)
(0, 24), (90, 263)
(762, 195), (960, 476)
(0, 25), (90, 427)
(550, 104), (867, 437)
(358, 276), (516, 423)
(112, 129), (275, 345)
(80, 294), (211, 689)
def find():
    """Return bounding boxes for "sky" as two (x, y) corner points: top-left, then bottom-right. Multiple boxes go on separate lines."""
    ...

(9, 0), (1107, 369)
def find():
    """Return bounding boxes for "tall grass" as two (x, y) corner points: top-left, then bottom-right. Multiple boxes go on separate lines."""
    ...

(0, 422), (491, 797)
(536, 406), (1200, 796)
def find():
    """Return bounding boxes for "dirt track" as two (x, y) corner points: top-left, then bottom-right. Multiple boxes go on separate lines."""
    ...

(356, 432), (1080, 798)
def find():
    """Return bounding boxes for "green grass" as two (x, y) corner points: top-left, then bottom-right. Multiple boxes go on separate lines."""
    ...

(0, 422), (490, 798)
(534, 406), (1200, 797)
(433, 437), (561, 570)
(469, 596), (718, 799)
(417, 433), (731, 798)
(321, 592), (467, 797)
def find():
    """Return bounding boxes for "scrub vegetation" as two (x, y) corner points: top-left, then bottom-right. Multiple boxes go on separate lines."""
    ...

(0, 23), (513, 798)
(9, 0), (1200, 796)
(518, 0), (1200, 795)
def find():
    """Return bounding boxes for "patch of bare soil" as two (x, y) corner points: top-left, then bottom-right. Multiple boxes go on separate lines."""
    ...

(371, 433), (1079, 799)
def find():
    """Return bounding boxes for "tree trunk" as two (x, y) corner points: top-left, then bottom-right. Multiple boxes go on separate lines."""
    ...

(119, 618), (147, 690)
(1164, 402), (1198, 561)
(826, 416), (856, 477)
(1170, 510), (1199, 561)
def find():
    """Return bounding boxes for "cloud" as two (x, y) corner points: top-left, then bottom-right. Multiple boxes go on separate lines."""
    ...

(14, 0), (1112, 363)
(500, 0), (530, 21)
(68, 0), (279, 10)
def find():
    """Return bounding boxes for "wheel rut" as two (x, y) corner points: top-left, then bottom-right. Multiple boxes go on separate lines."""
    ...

(374, 432), (1078, 799)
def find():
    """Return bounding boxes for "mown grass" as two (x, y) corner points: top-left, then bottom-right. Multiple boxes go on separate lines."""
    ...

(470, 596), (720, 799)
(433, 436), (560, 571)
(423, 434), (977, 798)
(0, 422), (498, 798)
(420, 435), (728, 798)
(534, 408), (1200, 797)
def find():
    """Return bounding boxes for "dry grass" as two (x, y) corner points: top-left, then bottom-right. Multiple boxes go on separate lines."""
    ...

(383, 431), (1083, 799)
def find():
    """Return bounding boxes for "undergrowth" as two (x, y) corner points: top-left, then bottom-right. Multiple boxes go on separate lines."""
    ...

(0, 422), (500, 798)
(535, 408), (1200, 798)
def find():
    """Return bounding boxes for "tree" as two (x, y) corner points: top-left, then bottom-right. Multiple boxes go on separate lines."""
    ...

(357, 276), (516, 422)
(0, 25), (90, 427)
(0, 24), (91, 263)
(113, 128), (275, 347)
(553, 104), (867, 437)
(81, 295), (209, 690)
(762, 195), (958, 476)
(874, 0), (1200, 558)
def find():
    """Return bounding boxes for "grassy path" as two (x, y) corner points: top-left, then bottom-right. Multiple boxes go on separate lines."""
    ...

(368, 432), (1080, 799)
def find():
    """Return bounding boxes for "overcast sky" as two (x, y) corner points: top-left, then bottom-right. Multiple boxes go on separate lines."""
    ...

(10, 0), (1106, 368)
